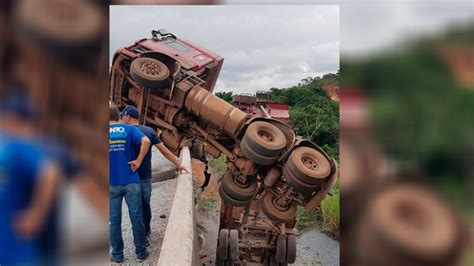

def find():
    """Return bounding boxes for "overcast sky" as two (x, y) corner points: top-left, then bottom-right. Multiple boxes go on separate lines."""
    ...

(110, 6), (339, 94)
(223, 0), (472, 56)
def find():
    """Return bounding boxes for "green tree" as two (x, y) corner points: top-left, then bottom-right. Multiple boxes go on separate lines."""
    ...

(270, 72), (340, 159)
(215, 91), (233, 103)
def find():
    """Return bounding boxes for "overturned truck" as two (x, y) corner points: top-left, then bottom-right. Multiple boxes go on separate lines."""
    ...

(110, 29), (338, 265)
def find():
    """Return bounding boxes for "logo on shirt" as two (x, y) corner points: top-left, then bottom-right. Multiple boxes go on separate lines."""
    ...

(110, 126), (127, 139)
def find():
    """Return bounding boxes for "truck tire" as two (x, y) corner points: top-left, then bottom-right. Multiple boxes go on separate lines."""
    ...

(218, 229), (229, 260)
(14, 0), (103, 49)
(130, 57), (170, 88)
(219, 184), (250, 207)
(242, 121), (286, 157)
(286, 234), (297, 263)
(284, 147), (331, 186)
(368, 184), (458, 262)
(222, 171), (258, 201)
(228, 229), (239, 260)
(275, 235), (287, 263)
(261, 192), (297, 223)
(240, 138), (279, 166)
(283, 165), (319, 194)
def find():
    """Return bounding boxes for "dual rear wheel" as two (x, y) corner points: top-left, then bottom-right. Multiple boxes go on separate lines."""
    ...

(269, 234), (297, 265)
(217, 229), (239, 265)
(283, 146), (332, 194)
(219, 171), (258, 206)
(240, 121), (287, 166)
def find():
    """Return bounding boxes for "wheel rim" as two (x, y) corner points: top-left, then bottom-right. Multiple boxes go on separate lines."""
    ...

(258, 130), (274, 142)
(233, 176), (250, 189)
(302, 156), (318, 171)
(272, 197), (289, 212)
(140, 60), (164, 77)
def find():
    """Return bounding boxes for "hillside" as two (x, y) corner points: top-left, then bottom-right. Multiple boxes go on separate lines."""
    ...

(269, 72), (340, 160)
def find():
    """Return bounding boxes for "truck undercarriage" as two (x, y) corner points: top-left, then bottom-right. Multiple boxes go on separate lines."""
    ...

(109, 30), (337, 265)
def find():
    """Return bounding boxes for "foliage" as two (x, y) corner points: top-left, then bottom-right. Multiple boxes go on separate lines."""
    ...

(270, 72), (340, 159)
(200, 198), (217, 209)
(207, 154), (227, 177)
(341, 24), (474, 213)
(215, 91), (233, 103)
(321, 188), (340, 238)
(295, 206), (320, 231)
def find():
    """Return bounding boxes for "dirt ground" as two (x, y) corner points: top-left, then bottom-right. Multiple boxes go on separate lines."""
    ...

(192, 159), (340, 266)
(193, 160), (222, 265)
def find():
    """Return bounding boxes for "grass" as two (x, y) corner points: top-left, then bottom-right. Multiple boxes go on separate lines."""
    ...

(200, 198), (217, 209)
(321, 188), (340, 238)
(296, 206), (321, 231)
(207, 154), (227, 177)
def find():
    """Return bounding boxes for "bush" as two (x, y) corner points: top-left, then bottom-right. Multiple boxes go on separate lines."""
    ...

(295, 206), (320, 231)
(208, 154), (227, 177)
(321, 189), (340, 238)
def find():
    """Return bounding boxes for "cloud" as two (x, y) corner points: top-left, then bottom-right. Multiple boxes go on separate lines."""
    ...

(110, 5), (340, 94)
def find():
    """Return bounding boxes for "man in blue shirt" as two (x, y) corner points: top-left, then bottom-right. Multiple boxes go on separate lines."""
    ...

(121, 106), (188, 236)
(0, 91), (60, 265)
(109, 104), (150, 263)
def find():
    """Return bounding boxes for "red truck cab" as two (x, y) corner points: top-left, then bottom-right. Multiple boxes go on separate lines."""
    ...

(113, 29), (223, 92)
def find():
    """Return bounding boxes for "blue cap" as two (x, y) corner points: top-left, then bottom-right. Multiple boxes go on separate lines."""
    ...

(120, 106), (130, 115)
(0, 91), (36, 120)
(121, 105), (139, 119)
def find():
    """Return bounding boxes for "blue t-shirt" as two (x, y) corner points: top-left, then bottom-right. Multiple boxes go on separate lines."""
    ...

(134, 125), (161, 180)
(36, 137), (82, 262)
(109, 123), (145, 186)
(0, 133), (47, 264)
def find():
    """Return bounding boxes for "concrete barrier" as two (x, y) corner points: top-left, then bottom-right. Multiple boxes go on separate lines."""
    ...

(157, 146), (197, 266)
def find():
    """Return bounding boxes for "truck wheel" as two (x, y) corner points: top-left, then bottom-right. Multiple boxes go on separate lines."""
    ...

(14, 0), (103, 49)
(130, 57), (170, 88)
(228, 229), (239, 260)
(240, 138), (279, 166)
(275, 235), (287, 263)
(218, 229), (229, 260)
(222, 171), (258, 201)
(242, 121), (286, 157)
(368, 184), (458, 261)
(283, 165), (319, 194)
(219, 184), (250, 206)
(284, 147), (331, 186)
(286, 234), (297, 263)
(261, 192), (297, 223)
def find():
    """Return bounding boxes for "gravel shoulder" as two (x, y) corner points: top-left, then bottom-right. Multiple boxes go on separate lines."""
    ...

(293, 229), (340, 266)
(118, 178), (177, 264)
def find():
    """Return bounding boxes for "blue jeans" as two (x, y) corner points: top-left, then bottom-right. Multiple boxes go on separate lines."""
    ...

(109, 183), (147, 261)
(140, 179), (152, 235)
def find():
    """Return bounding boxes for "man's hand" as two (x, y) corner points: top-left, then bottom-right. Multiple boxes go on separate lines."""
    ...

(178, 164), (189, 174)
(129, 160), (142, 172)
(14, 210), (42, 240)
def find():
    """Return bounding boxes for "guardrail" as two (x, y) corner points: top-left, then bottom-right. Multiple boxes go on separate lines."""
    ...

(157, 146), (197, 266)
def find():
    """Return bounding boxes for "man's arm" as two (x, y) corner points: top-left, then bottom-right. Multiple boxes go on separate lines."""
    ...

(155, 143), (189, 174)
(15, 162), (61, 239)
(129, 136), (150, 172)
(74, 175), (108, 218)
